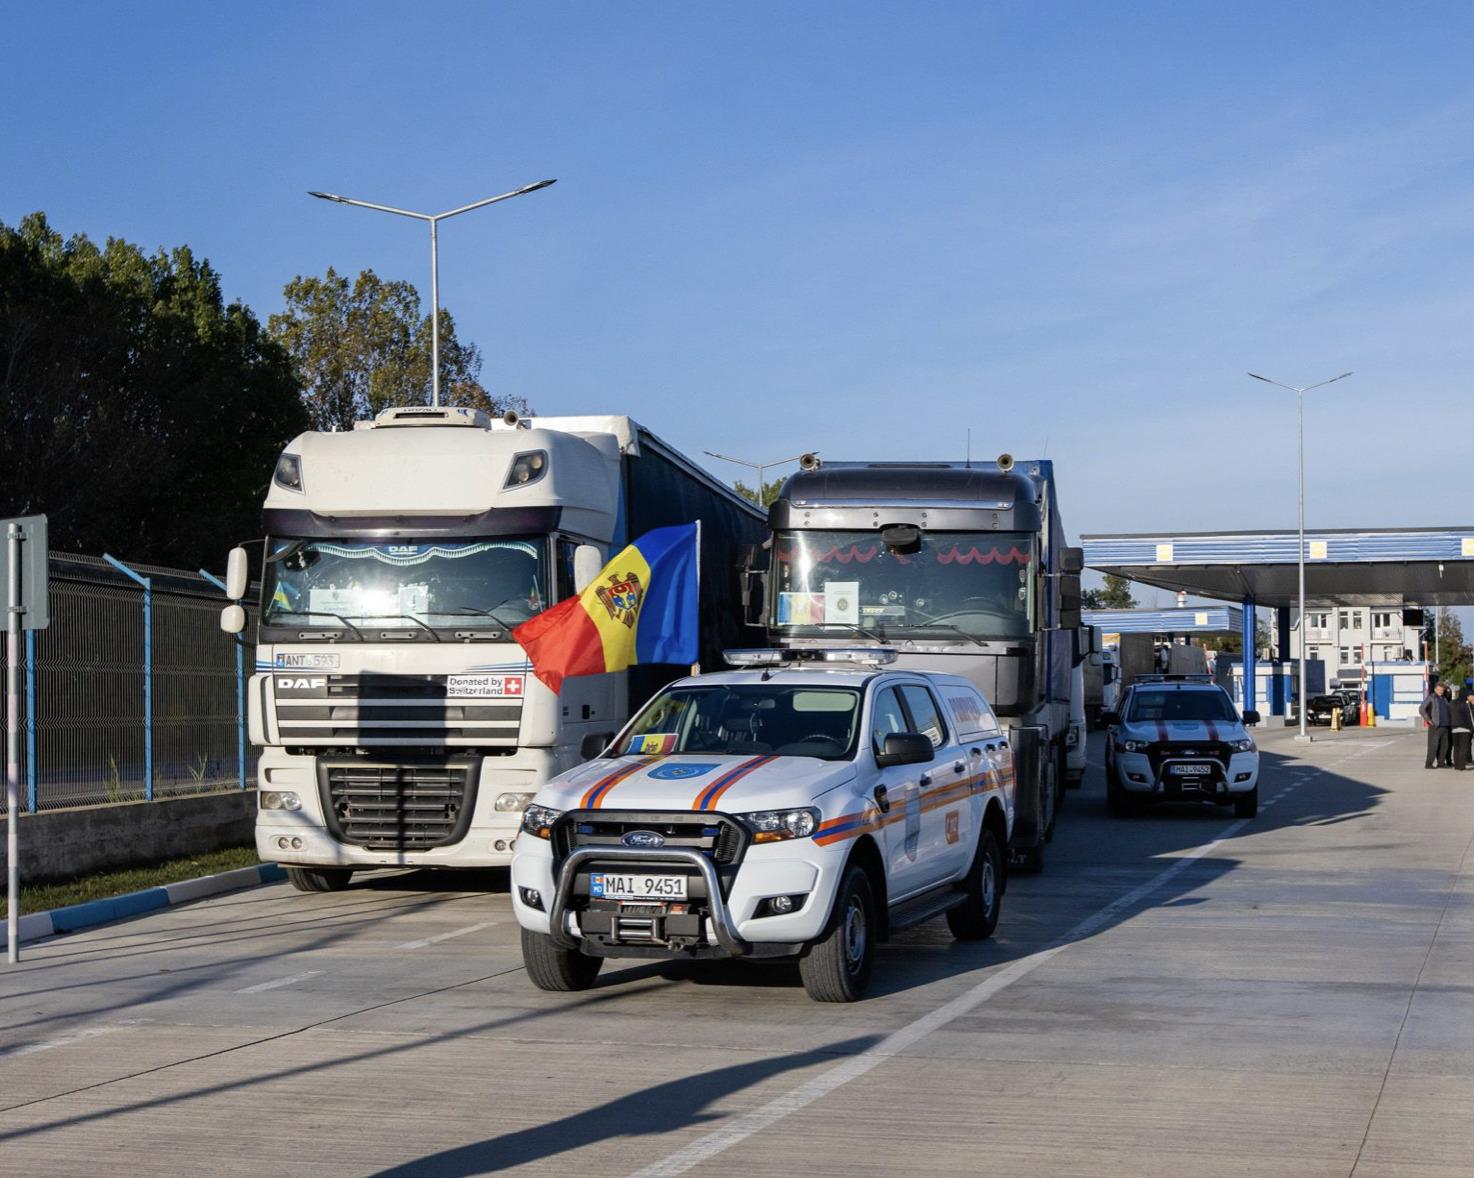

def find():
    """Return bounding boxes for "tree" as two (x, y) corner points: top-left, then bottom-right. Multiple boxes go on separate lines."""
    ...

(1081, 574), (1137, 610)
(0, 212), (307, 567)
(1433, 607), (1472, 690)
(1215, 619), (1273, 658)
(268, 267), (527, 431)
(733, 477), (786, 507)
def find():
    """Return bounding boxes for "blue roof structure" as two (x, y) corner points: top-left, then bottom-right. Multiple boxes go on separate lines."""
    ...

(1084, 606), (1243, 636)
(1082, 526), (1474, 607)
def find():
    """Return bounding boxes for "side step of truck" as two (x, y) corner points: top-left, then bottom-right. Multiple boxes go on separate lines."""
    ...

(887, 884), (967, 933)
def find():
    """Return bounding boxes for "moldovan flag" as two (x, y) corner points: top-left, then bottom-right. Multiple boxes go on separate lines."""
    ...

(513, 523), (699, 693)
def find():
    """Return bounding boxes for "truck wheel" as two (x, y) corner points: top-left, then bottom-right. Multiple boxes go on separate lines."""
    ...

(1233, 788), (1259, 820)
(1012, 841), (1045, 874)
(947, 827), (1002, 940)
(520, 928), (603, 992)
(1044, 755), (1060, 842)
(799, 864), (876, 1002)
(286, 867), (353, 892)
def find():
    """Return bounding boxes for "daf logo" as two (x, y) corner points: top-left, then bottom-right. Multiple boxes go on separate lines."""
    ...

(277, 677), (326, 690)
(622, 830), (665, 849)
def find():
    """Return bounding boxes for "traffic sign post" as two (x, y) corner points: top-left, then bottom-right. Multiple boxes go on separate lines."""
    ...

(4, 515), (48, 965)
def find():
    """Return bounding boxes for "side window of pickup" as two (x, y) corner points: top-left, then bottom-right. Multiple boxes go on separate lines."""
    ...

(871, 687), (909, 755)
(899, 685), (948, 749)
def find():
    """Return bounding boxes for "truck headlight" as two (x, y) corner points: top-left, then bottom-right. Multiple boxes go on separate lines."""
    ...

(495, 791), (536, 812)
(260, 790), (302, 811)
(737, 807), (819, 843)
(1229, 738), (1256, 752)
(273, 452), (304, 493)
(1121, 739), (1150, 753)
(521, 804), (562, 839)
(504, 449), (548, 488)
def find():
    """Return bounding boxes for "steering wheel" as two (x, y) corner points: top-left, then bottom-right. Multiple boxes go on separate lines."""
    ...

(796, 730), (842, 745)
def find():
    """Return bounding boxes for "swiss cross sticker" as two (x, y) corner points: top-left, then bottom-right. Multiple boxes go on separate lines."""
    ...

(506, 676), (524, 696)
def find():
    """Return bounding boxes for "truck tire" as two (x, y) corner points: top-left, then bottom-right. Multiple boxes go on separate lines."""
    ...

(947, 827), (1002, 940)
(799, 863), (876, 1002)
(286, 867), (353, 892)
(1012, 840), (1045, 874)
(520, 928), (603, 992)
(1043, 754), (1060, 842)
(1233, 788), (1259, 820)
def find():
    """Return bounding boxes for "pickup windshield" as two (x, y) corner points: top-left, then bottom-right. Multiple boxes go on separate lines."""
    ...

(619, 684), (863, 761)
(771, 529), (1035, 639)
(1128, 689), (1238, 723)
(262, 537), (547, 631)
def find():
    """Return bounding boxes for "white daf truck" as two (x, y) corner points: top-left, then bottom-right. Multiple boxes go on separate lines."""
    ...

(219, 407), (765, 892)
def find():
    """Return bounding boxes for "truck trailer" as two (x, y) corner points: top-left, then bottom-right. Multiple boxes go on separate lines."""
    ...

(221, 407), (766, 891)
(758, 454), (1083, 871)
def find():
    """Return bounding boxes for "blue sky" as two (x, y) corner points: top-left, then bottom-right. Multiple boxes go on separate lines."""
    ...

(5, 1), (1474, 566)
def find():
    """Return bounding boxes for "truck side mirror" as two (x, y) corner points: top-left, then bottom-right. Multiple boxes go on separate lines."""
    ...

(875, 732), (934, 768)
(1058, 573), (1082, 629)
(1060, 546), (1084, 574)
(573, 545), (604, 594)
(743, 569), (768, 626)
(220, 604), (247, 634)
(225, 546), (249, 600)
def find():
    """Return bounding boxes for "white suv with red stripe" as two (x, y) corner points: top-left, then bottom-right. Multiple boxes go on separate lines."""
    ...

(510, 656), (1015, 1001)
(1102, 677), (1261, 819)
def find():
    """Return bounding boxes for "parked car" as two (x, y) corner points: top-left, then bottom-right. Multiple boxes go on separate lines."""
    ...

(511, 654), (1015, 1002)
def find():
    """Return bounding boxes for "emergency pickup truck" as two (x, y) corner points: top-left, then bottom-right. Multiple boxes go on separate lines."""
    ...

(511, 650), (1015, 1001)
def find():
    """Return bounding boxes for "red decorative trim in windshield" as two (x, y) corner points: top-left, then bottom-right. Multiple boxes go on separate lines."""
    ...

(936, 545), (1030, 566)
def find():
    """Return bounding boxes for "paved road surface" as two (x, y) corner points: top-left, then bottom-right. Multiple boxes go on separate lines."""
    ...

(1, 728), (1470, 1177)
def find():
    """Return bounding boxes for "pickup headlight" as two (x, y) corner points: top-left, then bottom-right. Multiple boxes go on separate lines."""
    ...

(738, 807), (819, 844)
(260, 790), (301, 811)
(1120, 739), (1151, 753)
(520, 804), (562, 839)
(495, 791), (536, 812)
(1229, 738), (1256, 752)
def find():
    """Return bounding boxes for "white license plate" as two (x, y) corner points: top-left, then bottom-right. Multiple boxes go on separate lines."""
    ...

(1171, 763), (1212, 775)
(590, 873), (688, 901)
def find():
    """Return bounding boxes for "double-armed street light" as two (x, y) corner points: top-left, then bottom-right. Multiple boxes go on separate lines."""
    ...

(703, 451), (816, 505)
(1247, 370), (1354, 740)
(309, 179), (556, 408)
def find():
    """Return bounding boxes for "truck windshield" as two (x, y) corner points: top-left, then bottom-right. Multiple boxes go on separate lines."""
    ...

(620, 684), (862, 761)
(262, 537), (547, 632)
(771, 530), (1035, 639)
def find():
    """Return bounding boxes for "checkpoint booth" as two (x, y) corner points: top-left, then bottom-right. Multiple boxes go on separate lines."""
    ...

(1081, 526), (1474, 725)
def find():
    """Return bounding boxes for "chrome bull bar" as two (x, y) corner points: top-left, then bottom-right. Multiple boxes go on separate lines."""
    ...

(548, 846), (751, 956)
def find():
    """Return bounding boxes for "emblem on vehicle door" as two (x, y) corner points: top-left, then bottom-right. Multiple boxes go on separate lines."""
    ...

(622, 830), (665, 849)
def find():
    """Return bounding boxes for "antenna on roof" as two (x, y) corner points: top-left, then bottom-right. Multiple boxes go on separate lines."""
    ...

(965, 428), (971, 468)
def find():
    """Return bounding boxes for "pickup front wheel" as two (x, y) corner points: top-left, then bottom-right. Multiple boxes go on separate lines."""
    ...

(799, 864), (876, 1002)
(947, 827), (1002, 940)
(521, 929), (603, 992)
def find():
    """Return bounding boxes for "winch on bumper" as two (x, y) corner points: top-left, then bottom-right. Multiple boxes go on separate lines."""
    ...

(511, 810), (830, 960)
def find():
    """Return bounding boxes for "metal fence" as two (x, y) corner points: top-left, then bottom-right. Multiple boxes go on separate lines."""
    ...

(1, 552), (253, 813)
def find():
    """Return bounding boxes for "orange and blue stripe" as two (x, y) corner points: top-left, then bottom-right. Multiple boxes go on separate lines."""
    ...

(580, 756), (668, 809)
(694, 755), (777, 811)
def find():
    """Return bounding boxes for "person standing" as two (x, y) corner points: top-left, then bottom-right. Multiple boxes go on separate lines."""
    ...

(1456, 690), (1474, 771)
(1421, 681), (1453, 769)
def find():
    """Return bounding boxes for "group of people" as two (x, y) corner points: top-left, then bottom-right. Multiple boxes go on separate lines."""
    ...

(1420, 680), (1474, 770)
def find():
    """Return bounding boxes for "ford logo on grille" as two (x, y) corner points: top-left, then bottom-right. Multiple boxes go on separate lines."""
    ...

(622, 830), (665, 849)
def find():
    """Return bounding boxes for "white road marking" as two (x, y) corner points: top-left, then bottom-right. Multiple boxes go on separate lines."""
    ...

(628, 740), (1388, 1178)
(0, 1020), (146, 1059)
(392, 921), (498, 951)
(235, 970), (323, 994)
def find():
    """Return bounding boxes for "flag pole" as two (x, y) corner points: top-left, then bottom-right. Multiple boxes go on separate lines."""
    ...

(690, 520), (702, 677)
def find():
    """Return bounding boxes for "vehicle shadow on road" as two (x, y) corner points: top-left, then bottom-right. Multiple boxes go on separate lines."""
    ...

(368, 1035), (877, 1177)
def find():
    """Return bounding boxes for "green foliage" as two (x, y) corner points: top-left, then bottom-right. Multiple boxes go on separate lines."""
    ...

(733, 477), (785, 507)
(1081, 573), (1137, 610)
(269, 267), (527, 431)
(1434, 607), (1472, 691)
(0, 212), (307, 567)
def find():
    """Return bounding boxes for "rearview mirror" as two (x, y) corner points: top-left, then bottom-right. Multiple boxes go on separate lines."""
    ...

(573, 545), (604, 594)
(1242, 709), (1261, 726)
(220, 604), (246, 635)
(875, 732), (934, 768)
(225, 547), (249, 600)
(1058, 573), (1082, 629)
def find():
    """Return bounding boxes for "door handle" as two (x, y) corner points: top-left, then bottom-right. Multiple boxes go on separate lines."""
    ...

(873, 785), (891, 813)
(953, 761), (966, 774)
(969, 747), (982, 757)
(919, 773), (932, 787)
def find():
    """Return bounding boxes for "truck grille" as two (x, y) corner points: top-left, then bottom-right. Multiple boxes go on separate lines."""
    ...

(319, 759), (477, 850)
(273, 673), (523, 747)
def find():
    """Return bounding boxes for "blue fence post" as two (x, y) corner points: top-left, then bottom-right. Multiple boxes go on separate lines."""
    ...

(24, 630), (36, 813)
(199, 568), (246, 789)
(102, 555), (153, 801)
(1241, 594), (1257, 721)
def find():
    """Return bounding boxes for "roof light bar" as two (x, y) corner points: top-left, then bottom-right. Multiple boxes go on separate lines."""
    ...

(723, 648), (899, 668)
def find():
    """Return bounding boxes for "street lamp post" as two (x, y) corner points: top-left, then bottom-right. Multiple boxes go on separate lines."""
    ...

(309, 179), (556, 408)
(703, 451), (814, 505)
(1248, 370), (1354, 739)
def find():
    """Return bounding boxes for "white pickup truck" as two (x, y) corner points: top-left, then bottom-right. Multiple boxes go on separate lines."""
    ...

(511, 651), (1015, 1001)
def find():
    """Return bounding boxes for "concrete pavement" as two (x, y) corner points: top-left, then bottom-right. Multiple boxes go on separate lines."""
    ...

(0, 727), (1470, 1176)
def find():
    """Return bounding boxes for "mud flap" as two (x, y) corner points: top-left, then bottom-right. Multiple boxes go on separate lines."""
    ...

(1008, 725), (1049, 872)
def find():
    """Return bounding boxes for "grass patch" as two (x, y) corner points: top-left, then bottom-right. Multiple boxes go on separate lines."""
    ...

(2, 845), (264, 917)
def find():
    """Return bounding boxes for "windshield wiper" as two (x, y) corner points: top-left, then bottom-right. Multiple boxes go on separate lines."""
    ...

(816, 621), (889, 645)
(268, 610), (365, 641)
(898, 622), (987, 649)
(441, 605), (520, 634)
(348, 614), (443, 642)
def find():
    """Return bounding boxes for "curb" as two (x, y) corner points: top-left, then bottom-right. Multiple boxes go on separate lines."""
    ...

(17, 863), (288, 944)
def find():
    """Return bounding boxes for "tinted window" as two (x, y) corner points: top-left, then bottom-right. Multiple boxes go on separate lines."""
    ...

(900, 685), (948, 748)
(1128, 689), (1237, 723)
(871, 687), (910, 755)
(621, 684), (862, 761)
